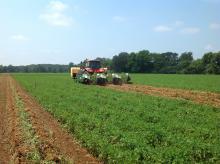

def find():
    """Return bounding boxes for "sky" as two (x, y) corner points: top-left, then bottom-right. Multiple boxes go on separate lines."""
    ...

(0, 0), (220, 65)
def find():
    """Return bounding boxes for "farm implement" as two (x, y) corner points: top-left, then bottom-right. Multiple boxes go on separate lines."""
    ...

(70, 60), (131, 85)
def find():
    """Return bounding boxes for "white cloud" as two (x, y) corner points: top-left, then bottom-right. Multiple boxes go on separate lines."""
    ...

(154, 25), (172, 32)
(40, 12), (72, 27)
(49, 1), (68, 12)
(40, 1), (73, 27)
(210, 23), (220, 30)
(205, 44), (214, 51)
(154, 22), (201, 35)
(181, 27), (200, 34)
(112, 16), (126, 22)
(10, 34), (29, 41)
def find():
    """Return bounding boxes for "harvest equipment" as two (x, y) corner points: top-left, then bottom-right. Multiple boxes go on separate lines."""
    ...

(70, 59), (131, 85)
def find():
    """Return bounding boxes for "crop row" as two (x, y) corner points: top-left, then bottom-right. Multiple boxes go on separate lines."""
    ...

(13, 73), (220, 163)
(131, 74), (220, 93)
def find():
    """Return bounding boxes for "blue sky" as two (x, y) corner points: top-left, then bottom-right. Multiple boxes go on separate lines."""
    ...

(0, 0), (220, 65)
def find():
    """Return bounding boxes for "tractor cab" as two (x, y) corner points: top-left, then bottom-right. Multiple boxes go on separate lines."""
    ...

(86, 60), (101, 69)
(85, 60), (105, 73)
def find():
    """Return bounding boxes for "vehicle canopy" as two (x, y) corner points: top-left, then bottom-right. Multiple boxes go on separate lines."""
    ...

(85, 60), (101, 69)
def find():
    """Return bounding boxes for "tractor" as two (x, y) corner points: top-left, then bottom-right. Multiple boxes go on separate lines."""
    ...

(70, 59), (130, 85)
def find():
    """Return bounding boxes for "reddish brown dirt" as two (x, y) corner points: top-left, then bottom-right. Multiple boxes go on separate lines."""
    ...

(0, 74), (29, 163)
(0, 74), (100, 163)
(0, 75), (11, 163)
(107, 84), (220, 108)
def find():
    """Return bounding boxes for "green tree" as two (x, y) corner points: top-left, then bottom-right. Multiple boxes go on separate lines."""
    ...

(112, 52), (129, 72)
(95, 57), (112, 68)
(203, 52), (220, 74)
(127, 52), (137, 72)
(68, 62), (74, 68)
(212, 52), (220, 74)
(178, 52), (193, 73)
(135, 50), (153, 73)
(156, 52), (178, 73)
(0, 65), (3, 73)
(185, 59), (205, 74)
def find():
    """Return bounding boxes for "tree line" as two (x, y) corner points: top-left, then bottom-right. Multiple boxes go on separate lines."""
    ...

(111, 50), (220, 74)
(1, 50), (220, 74)
(0, 64), (69, 73)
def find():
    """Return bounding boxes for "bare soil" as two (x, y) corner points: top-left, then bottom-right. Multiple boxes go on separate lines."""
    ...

(0, 75), (11, 163)
(107, 84), (220, 108)
(0, 74), (24, 163)
(0, 74), (100, 163)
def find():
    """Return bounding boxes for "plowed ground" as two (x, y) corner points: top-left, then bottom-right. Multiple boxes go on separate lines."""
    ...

(0, 74), (99, 163)
(107, 84), (220, 108)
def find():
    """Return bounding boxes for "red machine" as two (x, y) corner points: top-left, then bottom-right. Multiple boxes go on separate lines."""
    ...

(71, 59), (130, 85)
(84, 60), (107, 74)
